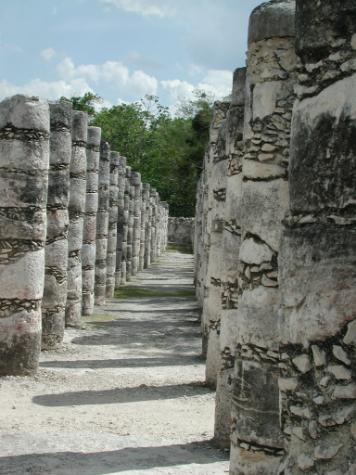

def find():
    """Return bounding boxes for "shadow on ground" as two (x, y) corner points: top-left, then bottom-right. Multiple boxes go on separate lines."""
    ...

(0, 441), (228, 475)
(33, 382), (211, 407)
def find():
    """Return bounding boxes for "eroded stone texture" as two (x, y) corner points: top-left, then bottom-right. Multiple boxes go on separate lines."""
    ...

(126, 167), (135, 280)
(82, 126), (101, 316)
(144, 184), (152, 269)
(120, 166), (131, 284)
(65, 111), (88, 327)
(279, 1), (356, 473)
(0, 95), (49, 375)
(230, 2), (297, 473)
(106, 151), (121, 297)
(214, 68), (246, 448)
(114, 155), (126, 288)
(201, 100), (230, 388)
(131, 171), (142, 276)
(139, 183), (150, 271)
(168, 217), (195, 247)
(42, 101), (72, 349)
(149, 189), (158, 265)
(194, 173), (206, 310)
(94, 141), (110, 305)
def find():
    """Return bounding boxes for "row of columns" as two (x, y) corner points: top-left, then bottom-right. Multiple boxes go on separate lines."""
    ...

(0, 96), (169, 376)
(195, 0), (356, 474)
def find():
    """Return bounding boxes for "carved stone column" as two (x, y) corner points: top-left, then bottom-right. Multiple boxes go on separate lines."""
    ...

(42, 101), (72, 348)
(0, 95), (49, 374)
(66, 111), (87, 327)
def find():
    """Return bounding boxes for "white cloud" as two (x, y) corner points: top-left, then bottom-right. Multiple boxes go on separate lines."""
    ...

(40, 48), (56, 61)
(198, 69), (232, 99)
(100, 0), (174, 17)
(57, 56), (158, 97)
(161, 79), (195, 102)
(0, 78), (92, 101)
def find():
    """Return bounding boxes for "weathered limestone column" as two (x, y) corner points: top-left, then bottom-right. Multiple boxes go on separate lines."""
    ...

(94, 141), (110, 305)
(161, 202), (169, 252)
(214, 68), (246, 447)
(126, 167), (134, 280)
(144, 184), (152, 269)
(131, 171), (142, 276)
(0, 95), (49, 375)
(106, 151), (120, 297)
(42, 101), (72, 349)
(201, 100), (230, 388)
(82, 126), (101, 316)
(150, 189), (158, 263)
(279, 2), (356, 473)
(139, 183), (150, 271)
(229, 2), (296, 474)
(194, 168), (207, 309)
(120, 166), (131, 284)
(114, 155), (126, 288)
(66, 111), (87, 327)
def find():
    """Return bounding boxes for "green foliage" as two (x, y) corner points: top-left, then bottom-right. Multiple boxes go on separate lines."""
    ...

(63, 91), (213, 217)
(60, 92), (102, 119)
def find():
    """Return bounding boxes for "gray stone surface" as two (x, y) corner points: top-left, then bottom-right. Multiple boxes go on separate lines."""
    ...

(94, 141), (110, 305)
(66, 111), (88, 327)
(168, 217), (195, 247)
(0, 95), (49, 375)
(82, 126), (101, 316)
(42, 101), (72, 348)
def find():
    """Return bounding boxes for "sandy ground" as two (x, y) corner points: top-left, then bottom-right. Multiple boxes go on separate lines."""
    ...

(0, 250), (229, 475)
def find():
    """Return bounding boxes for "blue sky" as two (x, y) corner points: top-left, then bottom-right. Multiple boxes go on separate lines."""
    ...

(0, 0), (262, 109)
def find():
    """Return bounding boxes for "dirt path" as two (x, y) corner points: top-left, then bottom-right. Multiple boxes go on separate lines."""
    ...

(0, 250), (229, 474)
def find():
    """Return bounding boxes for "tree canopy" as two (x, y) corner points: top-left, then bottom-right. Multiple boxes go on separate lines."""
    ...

(61, 92), (213, 217)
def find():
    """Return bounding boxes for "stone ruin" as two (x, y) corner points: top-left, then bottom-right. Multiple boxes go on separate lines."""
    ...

(168, 217), (195, 247)
(195, 0), (356, 473)
(0, 95), (169, 375)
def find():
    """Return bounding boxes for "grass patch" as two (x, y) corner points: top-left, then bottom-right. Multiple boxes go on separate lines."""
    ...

(115, 286), (196, 299)
(167, 243), (193, 254)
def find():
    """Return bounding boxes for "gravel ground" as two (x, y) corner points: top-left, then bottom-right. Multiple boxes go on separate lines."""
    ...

(0, 250), (229, 475)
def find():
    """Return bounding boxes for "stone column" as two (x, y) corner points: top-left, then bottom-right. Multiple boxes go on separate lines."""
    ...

(194, 169), (207, 309)
(161, 202), (169, 252)
(214, 68), (246, 447)
(0, 95), (49, 375)
(229, 2), (296, 474)
(42, 101), (72, 349)
(126, 167), (134, 280)
(131, 171), (142, 276)
(279, 1), (356, 473)
(114, 155), (126, 289)
(201, 100), (230, 388)
(82, 126), (101, 315)
(94, 141), (110, 305)
(150, 189), (157, 264)
(144, 184), (152, 269)
(120, 166), (131, 284)
(106, 151), (121, 298)
(66, 111), (88, 327)
(139, 183), (150, 271)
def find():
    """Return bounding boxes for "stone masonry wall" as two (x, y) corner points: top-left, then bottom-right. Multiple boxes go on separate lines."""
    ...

(168, 217), (195, 247)
(0, 94), (168, 375)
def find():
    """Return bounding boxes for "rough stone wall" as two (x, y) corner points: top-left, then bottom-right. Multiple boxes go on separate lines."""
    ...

(42, 101), (72, 349)
(0, 95), (49, 375)
(82, 126), (101, 316)
(279, 1), (356, 473)
(214, 67), (246, 448)
(168, 217), (195, 247)
(66, 111), (88, 327)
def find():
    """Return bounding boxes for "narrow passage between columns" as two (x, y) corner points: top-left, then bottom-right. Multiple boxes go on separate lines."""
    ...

(0, 248), (228, 475)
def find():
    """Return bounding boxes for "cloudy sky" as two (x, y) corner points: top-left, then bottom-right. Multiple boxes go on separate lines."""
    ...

(0, 0), (261, 108)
